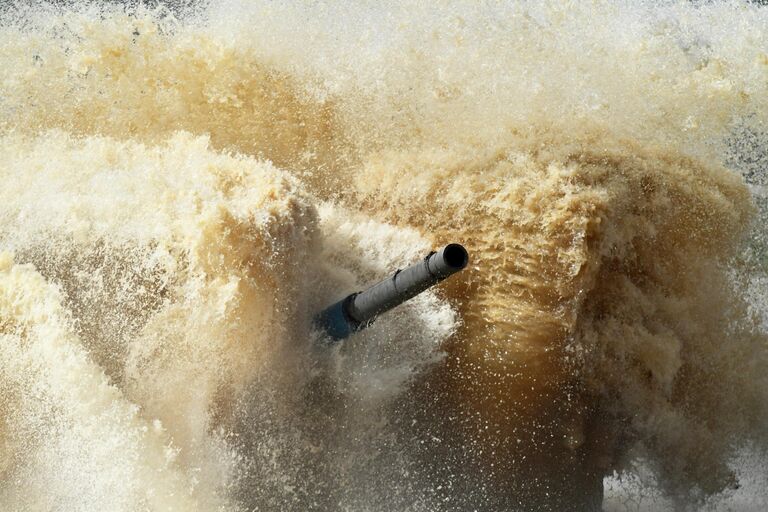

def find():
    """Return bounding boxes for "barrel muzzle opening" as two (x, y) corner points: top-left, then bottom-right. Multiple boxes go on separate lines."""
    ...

(442, 243), (469, 270)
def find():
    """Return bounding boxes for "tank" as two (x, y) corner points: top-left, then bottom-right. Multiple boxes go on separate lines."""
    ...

(314, 243), (469, 342)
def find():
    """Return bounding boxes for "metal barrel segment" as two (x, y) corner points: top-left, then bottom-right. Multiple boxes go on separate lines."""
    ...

(314, 243), (469, 342)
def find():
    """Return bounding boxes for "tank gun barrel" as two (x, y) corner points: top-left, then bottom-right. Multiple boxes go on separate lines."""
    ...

(314, 243), (469, 342)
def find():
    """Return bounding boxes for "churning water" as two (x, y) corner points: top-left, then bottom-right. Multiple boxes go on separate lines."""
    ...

(0, 1), (767, 510)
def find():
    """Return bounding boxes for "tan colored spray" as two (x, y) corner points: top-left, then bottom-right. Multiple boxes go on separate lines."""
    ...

(1, 2), (767, 510)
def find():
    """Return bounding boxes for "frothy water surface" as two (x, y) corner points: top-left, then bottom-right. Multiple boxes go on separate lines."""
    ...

(1, 1), (767, 510)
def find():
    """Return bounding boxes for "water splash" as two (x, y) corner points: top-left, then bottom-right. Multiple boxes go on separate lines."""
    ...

(1, 1), (767, 510)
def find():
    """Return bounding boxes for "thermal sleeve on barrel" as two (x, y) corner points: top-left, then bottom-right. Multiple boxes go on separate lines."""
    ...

(314, 243), (468, 343)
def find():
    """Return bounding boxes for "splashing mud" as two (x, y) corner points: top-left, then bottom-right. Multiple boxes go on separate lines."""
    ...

(1, 1), (767, 511)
